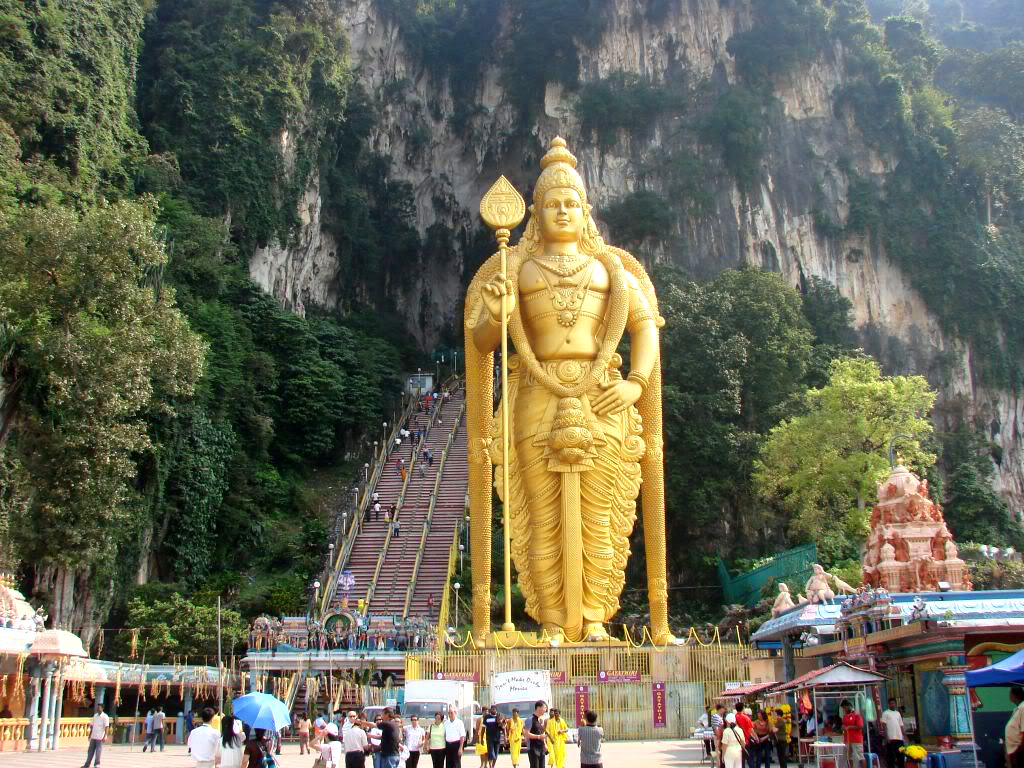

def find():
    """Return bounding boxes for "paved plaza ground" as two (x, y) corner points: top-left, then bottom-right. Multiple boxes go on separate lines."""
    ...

(0, 738), (704, 767)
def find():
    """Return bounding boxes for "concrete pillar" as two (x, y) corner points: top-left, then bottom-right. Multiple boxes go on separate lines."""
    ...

(44, 665), (59, 747)
(37, 664), (52, 751)
(24, 664), (40, 752)
(181, 688), (193, 744)
(941, 656), (975, 745)
(49, 671), (64, 751)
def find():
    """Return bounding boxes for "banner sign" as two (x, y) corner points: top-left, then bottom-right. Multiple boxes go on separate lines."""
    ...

(491, 671), (553, 704)
(550, 671), (567, 683)
(574, 685), (590, 726)
(597, 670), (641, 683)
(652, 682), (667, 728)
(435, 671), (480, 682)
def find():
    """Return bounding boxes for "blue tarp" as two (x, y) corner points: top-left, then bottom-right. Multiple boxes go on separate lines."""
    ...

(966, 648), (1024, 687)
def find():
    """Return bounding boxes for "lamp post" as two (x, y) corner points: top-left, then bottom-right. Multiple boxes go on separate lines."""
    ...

(364, 462), (369, 482)
(382, 422), (388, 449)
(453, 350), (458, 377)
(458, 543), (465, 576)
(453, 582), (461, 630)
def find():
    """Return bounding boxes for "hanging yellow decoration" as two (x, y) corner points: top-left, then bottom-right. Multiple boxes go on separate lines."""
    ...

(95, 630), (104, 659)
(129, 629), (139, 659)
(113, 665), (123, 707)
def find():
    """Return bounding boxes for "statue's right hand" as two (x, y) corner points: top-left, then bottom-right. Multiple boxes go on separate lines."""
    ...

(481, 273), (515, 323)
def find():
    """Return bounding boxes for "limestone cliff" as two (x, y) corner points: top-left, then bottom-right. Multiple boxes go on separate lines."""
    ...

(248, 0), (1024, 512)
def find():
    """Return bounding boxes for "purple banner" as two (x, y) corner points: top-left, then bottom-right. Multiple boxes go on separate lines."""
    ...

(652, 681), (667, 728)
(574, 685), (590, 726)
(435, 671), (480, 682)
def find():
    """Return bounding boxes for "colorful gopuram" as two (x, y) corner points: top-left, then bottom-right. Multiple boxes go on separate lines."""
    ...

(862, 463), (971, 594)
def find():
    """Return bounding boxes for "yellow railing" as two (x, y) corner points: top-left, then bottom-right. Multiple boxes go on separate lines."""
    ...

(403, 403), (465, 617)
(435, 525), (460, 644)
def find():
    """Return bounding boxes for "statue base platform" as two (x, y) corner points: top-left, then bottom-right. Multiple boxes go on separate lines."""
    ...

(484, 630), (628, 649)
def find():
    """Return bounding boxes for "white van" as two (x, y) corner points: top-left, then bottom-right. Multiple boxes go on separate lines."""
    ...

(489, 670), (577, 747)
(403, 679), (476, 736)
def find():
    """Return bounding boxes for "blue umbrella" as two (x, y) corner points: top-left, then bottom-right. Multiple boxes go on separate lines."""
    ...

(231, 692), (291, 732)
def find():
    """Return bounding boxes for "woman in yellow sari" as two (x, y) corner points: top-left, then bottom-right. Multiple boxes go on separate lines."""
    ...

(507, 709), (524, 766)
(544, 709), (568, 768)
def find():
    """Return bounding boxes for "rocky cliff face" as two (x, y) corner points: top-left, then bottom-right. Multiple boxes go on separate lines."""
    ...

(248, 0), (1024, 512)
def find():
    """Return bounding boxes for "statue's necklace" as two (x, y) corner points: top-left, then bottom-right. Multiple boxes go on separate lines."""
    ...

(535, 258), (595, 327)
(532, 252), (591, 277)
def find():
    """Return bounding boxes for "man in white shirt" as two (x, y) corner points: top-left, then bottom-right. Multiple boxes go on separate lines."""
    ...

(186, 708), (221, 768)
(81, 705), (110, 768)
(444, 706), (467, 767)
(881, 698), (905, 768)
(343, 719), (369, 768)
(1007, 686), (1024, 768)
(405, 715), (426, 768)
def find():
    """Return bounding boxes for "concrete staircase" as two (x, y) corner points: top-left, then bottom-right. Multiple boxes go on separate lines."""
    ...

(329, 385), (467, 621)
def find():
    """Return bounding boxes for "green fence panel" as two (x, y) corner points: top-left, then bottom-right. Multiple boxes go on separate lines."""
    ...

(717, 544), (818, 606)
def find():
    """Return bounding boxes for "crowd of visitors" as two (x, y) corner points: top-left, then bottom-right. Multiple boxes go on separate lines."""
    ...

(214, 701), (604, 768)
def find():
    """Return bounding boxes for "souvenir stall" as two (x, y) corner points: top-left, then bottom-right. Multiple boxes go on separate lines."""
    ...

(775, 662), (887, 768)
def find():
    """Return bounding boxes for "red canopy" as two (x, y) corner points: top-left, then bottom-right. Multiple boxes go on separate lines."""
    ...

(718, 681), (779, 698)
(775, 662), (885, 691)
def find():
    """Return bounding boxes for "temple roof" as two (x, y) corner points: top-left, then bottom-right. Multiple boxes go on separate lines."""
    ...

(752, 589), (1024, 645)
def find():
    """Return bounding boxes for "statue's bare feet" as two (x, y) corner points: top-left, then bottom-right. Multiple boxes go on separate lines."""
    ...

(585, 623), (610, 641)
(543, 624), (565, 644)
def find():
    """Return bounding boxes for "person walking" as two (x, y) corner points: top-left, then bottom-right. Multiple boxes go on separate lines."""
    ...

(405, 714), (426, 768)
(393, 519), (400, 538)
(343, 716), (370, 768)
(427, 712), (447, 768)
(772, 708), (791, 768)
(444, 705), (467, 768)
(82, 704), (110, 768)
(142, 708), (155, 752)
(734, 704), (754, 768)
(507, 709), (524, 767)
(712, 703), (727, 768)
(245, 728), (278, 768)
(841, 699), (866, 768)
(721, 713), (747, 768)
(752, 709), (772, 768)
(577, 710), (603, 768)
(475, 719), (489, 767)
(544, 709), (568, 768)
(373, 502), (382, 522)
(298, 713), (312, 755)
(483, 706), (502, 768)
(219, 717), (246, 768)
(379, 709), (402, 768)
(880, 699), (904, 768)
(187, 708), (221, 768)
(1008, 687), (1024, 768)
(152, 706), (166, 752)
(525, 701), (548, 768)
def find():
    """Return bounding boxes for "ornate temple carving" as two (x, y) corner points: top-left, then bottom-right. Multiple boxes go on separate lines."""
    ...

(862, 464), (971, 592)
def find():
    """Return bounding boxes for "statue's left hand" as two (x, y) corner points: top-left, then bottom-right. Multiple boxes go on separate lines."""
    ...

(591, 379), (643, 416)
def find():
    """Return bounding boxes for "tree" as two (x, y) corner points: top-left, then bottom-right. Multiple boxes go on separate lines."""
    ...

(954, 107), (1024, 226)
(754, 357), (936, 549)
(0, 199), (205, 620)
(123, 593), (246, 662)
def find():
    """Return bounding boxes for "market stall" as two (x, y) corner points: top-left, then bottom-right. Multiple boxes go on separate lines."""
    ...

(775, 662), (886, 768)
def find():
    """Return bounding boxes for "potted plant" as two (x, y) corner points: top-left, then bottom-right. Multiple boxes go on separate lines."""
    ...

(900, 744), (928, 767)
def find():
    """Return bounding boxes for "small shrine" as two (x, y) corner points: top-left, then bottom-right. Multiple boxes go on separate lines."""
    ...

(862, 464), (971, 592)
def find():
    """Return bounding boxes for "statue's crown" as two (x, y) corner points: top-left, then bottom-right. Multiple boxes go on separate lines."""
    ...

(534, 136), (587, 206)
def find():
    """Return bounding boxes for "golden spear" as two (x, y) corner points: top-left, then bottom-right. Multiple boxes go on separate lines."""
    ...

(479, 176), (525, 635)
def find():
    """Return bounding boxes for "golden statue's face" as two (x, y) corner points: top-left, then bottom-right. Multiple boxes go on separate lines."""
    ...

(537, 188), (585, 243)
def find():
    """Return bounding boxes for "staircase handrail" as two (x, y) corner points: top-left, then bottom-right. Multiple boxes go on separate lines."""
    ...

(402, 403), (465, 617)
(364, 387), (454, 612)
(435, 524), (460, 648)
(319, 394), (417, 617)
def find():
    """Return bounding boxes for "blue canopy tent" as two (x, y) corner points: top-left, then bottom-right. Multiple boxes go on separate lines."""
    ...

(961, 650), (1024, 768)
(966, 649), (1024, 688)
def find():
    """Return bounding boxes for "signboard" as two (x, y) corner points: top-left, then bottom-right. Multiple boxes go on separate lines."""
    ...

(574, 685), (590, 726)
(652, 682), (667, 728)
(550, 671), (567, 684)
(491, 671), (553, 705)
(597, 670), (641, 683)
(435, 671), (480, 683)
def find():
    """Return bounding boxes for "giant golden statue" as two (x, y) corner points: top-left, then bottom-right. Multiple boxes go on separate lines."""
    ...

(464, 137), (672, 644)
